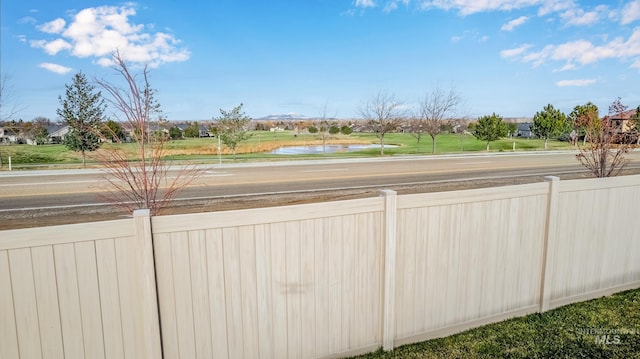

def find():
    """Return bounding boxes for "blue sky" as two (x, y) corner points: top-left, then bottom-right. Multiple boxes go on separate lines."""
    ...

(2, 0), (640, 121)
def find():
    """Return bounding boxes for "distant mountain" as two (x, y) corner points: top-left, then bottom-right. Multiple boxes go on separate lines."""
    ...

(256, 113), (309, 121)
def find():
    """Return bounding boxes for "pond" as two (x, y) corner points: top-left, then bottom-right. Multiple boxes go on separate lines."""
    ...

(269, 144), (396, 155)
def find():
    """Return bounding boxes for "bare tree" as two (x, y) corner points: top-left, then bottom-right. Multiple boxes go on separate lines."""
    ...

(453, 118), (470, 151)
(0, 73), (23, 121)
(316, 103), (336, 152)
(358, 91), (403, 155)
(416, 86), (461, 153)
(576, 98), (630, 178)
(94, 52), (201, 215)
(408, 116), (426, 153)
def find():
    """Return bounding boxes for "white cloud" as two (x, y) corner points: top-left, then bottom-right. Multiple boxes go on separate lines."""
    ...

(449, 30), (489, 44)
(38, 62), (72, 74)
(31, 5), (189, 68)
(32, 38), (72, 55)
(500, 44), (533, 58)
(18, 16), (37, 25)
(556, 79), (596, 86)
(37, 18), (66, 33)
(560, 5), (607, 26)
(420, 0), (544, 16)
(355, 0), (376, 8)
(384, 0), (410, 12)
(505, 27), (640, 70)
(537, 0), (575, 16)
(501, 16), (529, 31)
(622, 0), (640, 25)
(556, 63), (576, 71)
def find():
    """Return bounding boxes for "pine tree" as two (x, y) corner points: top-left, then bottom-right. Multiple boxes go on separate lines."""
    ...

(531, 104), (568, 149)
(473, 113), (507, 151)
(57, 72), (106, 165)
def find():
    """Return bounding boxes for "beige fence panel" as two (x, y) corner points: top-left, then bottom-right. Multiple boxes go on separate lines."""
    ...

(0, 216), (161, 359)
(393, 182), (550, 346)
(151, 197), (386, 359)
(547, 175), (640, 308)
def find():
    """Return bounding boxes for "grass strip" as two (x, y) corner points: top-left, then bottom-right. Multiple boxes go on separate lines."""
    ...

(350, 288), (640, 358)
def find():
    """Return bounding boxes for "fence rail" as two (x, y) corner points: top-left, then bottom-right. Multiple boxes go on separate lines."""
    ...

(2, 175), (639, 359)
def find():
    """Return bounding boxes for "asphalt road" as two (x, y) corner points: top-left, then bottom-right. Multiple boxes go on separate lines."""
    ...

(2, 151), (640, 228)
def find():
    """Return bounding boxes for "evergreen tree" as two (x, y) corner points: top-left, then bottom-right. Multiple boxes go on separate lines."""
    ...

(183, 122), (200, 138)
(473, 113), (507, 151)
(531, 104), (568, 149)
(102, 119), (124, 142)
(57, 72), (106, 165)
(169, 126), (183, 140)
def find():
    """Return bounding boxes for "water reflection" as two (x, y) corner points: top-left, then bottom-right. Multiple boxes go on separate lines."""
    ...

(269, 144), (396, 155)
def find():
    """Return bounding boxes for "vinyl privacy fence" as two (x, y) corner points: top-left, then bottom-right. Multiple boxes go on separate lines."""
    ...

(1, 174), (639, 359)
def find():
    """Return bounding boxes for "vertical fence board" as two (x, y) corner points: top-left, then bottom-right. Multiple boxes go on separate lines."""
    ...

(75, 241), (106, 359)
(254, 224), (274, 359)
(353, 215), (368, 347)
(54, 243), (85, 359)
(300, 219), (317, 358)
(270, 222), (289, 358)
(171, 232), (196, 359)
(239, 226), (260, 359)
(9, 248), (42, 359)
(0, 250), (19, 359)
(31, 246), (64, 359)
(222, 227), (244, 358)
(327, 216), (343, 355)
(412, 208), (428, 335)
(314, 218), (329, 357)
(188, 230), (214, 359)
(285, 221), (302, 359)
(205, 228), (230, 359)
(381, 190), (397, 351)
(153, 233), (179, 359)
(94, 239), (125, 359)
(341, 215), (355, 351)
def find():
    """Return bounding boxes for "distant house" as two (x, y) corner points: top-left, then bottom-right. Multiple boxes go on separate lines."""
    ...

(604, 108), (637, 133)
(0, 126), (21, 144)
(199, 125), (212, 137)
(517, 123), (533, 138)
(47, 124), (70, 144)
(603, 108), (639, 143)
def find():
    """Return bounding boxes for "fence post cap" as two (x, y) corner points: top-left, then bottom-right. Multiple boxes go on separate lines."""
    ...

(380, 189), (397, 196)
(133, 209), (151, 217)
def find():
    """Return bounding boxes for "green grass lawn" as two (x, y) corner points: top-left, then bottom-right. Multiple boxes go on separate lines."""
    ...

(0, 131), (575, 168)
(349, 288), (640, 359)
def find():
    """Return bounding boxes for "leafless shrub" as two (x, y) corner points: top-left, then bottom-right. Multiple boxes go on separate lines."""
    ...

(94, 52), (202, 215)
